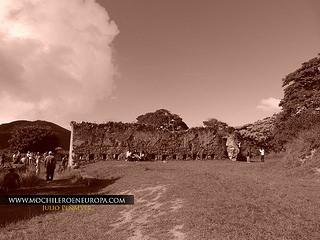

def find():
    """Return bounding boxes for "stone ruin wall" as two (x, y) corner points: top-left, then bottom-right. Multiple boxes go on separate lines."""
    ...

(69, 121), (228, 165)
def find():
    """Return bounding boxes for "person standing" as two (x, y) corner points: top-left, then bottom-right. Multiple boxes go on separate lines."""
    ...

(246, 148), (252, 163)
(259, 148), (265, 162)
(35, 152), (41, 175)
(26, 151), (31, 166)
(45, 151), (56, 181)
(12, 151), (20, 164)
(60, 154), (68, 172)
(0, 153), (5, 167)
(125, 150), (131, 161)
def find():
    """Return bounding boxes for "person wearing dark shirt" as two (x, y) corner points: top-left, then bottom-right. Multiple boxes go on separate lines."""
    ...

(246, 148), (252, 163)
(45, 151), (56, 181)
(60, 155), (68, 172)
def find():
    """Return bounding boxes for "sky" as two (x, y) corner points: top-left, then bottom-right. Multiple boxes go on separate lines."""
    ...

(0, 0), (320, 129)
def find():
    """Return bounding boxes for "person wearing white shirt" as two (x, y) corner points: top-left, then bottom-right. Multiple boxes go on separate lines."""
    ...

(259, 148), (265, 162)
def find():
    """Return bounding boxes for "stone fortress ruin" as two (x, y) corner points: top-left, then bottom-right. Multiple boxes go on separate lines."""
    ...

(68, 112), (273, 166)
(68, 121), (232, 166)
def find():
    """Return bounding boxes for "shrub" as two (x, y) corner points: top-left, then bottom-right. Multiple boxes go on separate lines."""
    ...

(20, 169), (42, 187)
(0, 168), (42, 190)
(284, 124), (320, 172)
(273, 111), (320, 151)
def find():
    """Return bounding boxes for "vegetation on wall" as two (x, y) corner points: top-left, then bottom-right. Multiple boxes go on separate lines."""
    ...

(237, 115), (277, 150)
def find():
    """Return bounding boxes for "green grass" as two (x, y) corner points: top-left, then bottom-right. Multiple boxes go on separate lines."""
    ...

(0, 157), (319, 240)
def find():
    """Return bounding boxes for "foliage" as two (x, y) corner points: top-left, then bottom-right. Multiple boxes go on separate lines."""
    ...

(8, 125), (59, 152)
(280, 55), (320, 117)
(0, 168), (41, 190)
(273, 111), (320, 150)
(283, 124), (320, 174)
(136, 109), (188, 131)
(237, 115), (277, 150)
(203, 118), (229, 130)
(73, 121), (228, 160)
(273, 54), (320, 150)
(20, 169), (43, 187)
(0, 120), (70, 151)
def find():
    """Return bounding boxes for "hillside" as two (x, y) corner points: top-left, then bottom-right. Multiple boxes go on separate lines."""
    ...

(0, 120), (70, 150)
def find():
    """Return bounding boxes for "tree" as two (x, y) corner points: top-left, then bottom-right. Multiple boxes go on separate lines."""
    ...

(203, 118), (229, 131)
(9, 125), (59, 152)
(136, 109), (188, 131)
(237, 115), (277, 150)
(274, 54), (320, 149)
(280, 55), (320, 117)
(273, 110), (320, 150)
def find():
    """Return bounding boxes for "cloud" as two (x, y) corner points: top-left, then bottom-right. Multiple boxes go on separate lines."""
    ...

(257, 97), (281, 112)
(0, 0), (119, 127)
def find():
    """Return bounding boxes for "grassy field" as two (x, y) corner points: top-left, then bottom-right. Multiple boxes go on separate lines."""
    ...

(0, 157), (319, 240)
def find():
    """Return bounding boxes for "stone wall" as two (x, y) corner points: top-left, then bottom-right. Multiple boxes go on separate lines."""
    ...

(69, 121), (228, 165)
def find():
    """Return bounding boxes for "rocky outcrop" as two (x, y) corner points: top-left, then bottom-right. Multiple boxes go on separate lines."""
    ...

(225, 134), (240, 161)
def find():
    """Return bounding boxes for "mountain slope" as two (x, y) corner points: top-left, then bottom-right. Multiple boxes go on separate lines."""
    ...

(0, 120), (70, 150)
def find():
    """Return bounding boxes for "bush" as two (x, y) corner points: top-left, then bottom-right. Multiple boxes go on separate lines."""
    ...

(0, 168), (42, 190)
(20, 169), (42, 187)
(273, 111), (320, 151)
(283, 124), (320, 173)
(237, 115), (277, 151)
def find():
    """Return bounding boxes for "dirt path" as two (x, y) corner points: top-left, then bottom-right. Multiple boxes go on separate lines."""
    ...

(108, 185), (185, 240)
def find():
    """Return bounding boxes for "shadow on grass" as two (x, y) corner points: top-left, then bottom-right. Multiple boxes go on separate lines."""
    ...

(0, 176), (120, 227)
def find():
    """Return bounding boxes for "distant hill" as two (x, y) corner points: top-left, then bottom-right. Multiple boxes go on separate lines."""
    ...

(0, 120), (70, 150)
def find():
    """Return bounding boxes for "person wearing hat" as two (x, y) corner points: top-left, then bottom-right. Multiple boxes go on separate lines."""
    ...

(45, 151), (56, 181)
(2, 168), (21, 192)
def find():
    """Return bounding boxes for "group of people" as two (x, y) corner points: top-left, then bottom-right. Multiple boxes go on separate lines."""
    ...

(125, 150), (146, 161)
(245, 147), (265, 163)
(11, 151), (43, 174)
(10, 151), (68, 176)
(1, 150), (69, 192)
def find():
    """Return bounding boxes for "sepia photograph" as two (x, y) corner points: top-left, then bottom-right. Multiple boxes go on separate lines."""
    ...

(0, 0), (319, 239)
